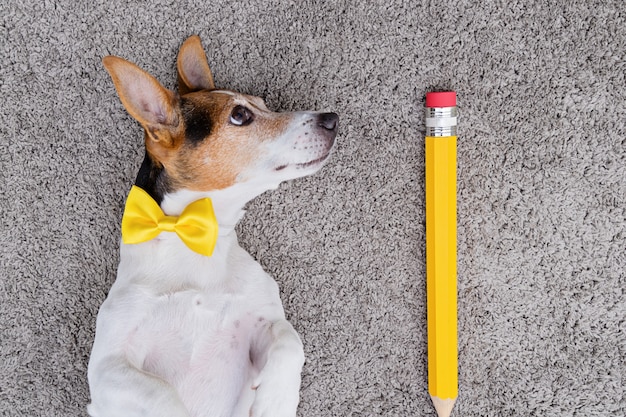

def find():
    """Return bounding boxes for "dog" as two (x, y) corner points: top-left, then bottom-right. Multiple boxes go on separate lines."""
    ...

(87, 35), (338, 417)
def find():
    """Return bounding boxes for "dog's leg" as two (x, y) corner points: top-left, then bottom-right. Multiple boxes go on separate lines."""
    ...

(250, 320), (305, 417)
(88, 356), (190, 417)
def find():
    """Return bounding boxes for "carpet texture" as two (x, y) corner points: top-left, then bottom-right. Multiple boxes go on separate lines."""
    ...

(1, 0), (625, 416)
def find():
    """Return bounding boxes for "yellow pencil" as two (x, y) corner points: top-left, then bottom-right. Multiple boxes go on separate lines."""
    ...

(425, 91), (458, 417)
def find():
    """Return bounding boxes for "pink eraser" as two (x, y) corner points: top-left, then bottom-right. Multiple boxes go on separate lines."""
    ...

(426, 91), (457, 108)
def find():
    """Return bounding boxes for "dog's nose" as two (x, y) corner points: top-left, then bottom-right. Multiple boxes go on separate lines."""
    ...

(318, 113), (339, 132)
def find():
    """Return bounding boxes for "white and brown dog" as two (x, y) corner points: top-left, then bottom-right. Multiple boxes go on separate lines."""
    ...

(87, 36), (338, 417)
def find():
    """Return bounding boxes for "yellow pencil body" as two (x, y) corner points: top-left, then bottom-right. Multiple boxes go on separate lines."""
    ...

(425, 91), (458, 417)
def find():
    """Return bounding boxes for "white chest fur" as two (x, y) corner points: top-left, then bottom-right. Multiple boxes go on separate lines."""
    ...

(88, 233), (295, 417)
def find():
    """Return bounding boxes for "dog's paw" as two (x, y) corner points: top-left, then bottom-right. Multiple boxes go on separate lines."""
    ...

(249, 348), (303, 417)
(250, 382), (299, 417)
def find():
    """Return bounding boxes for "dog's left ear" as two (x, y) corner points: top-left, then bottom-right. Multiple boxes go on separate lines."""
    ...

(177, 35), (216, 95)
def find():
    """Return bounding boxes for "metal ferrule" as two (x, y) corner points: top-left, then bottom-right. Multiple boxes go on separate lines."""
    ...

(425, 106), (457, 137)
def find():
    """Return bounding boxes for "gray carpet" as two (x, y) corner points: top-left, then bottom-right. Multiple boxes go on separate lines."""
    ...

(1, 0), (625, 416)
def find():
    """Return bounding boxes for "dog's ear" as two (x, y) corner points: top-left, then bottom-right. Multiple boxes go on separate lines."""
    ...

(177, 35), (215, 95)
(103, 56), (179, 129)
(102, 56), (180, 148)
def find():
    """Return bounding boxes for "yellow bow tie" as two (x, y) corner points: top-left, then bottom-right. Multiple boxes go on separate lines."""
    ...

(121, 186), (219, 257)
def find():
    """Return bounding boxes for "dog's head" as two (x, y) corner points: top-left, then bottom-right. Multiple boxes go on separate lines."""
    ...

(103, 36), (337, 204)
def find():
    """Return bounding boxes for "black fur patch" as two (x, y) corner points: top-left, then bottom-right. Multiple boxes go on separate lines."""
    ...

(181, 98), (212, 144)
(134, 151), (170, 204)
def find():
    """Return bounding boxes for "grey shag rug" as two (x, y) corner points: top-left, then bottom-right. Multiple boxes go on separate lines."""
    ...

(1, 0), (624, 416)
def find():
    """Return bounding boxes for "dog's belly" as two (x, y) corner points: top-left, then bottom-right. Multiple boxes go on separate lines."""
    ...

(127, 289), (265, 417)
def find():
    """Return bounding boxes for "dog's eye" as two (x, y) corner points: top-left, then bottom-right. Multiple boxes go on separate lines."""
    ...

(229, 106), (253, 126)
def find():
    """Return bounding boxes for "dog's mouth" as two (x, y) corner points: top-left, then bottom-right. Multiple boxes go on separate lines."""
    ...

(274, 152), (331, 172)
(296, 154), (328, 168)
(296, 153), (331, 169)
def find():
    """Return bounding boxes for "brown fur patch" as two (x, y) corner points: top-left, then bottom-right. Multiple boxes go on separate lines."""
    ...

(149, 90), (292, 192)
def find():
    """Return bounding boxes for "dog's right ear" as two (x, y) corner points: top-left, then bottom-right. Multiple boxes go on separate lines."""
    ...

(177, 35), (216, 95)
(102, 56), (179, 131)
